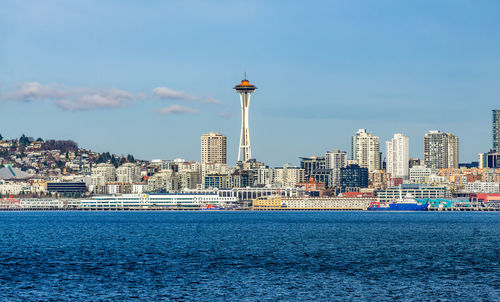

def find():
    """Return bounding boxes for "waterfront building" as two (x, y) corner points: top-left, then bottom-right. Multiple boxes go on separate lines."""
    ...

(424, 130), (459, 169)
(351, 129), (381, 173)
(409, 165), (437, 183)
(234, 76), (257, 162)
(325, 149), (347, 186)
(116, 163), (141, 183)
(81, 192), (238, 210)
(201, 132), (227, 164)
(340, 164), (369, 190)
(47, 182), (87, 193)
(465, 181), (500, 193)
(494, 110), (500, 152)
(386, 133), (409, 179)
(252, 195), (375, 210)
(377, 184), (449, 202)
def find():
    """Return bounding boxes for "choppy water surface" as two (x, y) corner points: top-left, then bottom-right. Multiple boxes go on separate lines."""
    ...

(0, 212), (498, 301)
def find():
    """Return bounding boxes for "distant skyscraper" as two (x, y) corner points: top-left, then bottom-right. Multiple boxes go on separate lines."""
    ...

(234, 76), (257, 162)
(351, 129), (381, 173)
(386, 133), (409, 179)
(201, 132), (227, 164)
(424, 130), (459, 169)
(493, 110), (500, 152)
(325, 149), (347, 186)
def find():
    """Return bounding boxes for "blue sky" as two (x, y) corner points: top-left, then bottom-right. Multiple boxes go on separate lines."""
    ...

(1, 0), (499, 166)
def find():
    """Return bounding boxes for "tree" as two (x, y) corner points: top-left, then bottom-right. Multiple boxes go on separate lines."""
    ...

(19, 134), (30, 147)
(0, 133), (3, 140)
(36, 137), (43, 142)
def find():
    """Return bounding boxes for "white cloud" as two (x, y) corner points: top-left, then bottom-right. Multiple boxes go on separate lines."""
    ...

(152, 87), (198, 101)
(157, 105), (199, 115)
(204, 97), (223, 104)
(4, 82), (144, 111)
(11, 82), (68, 100)
(152, 86), (222, 105)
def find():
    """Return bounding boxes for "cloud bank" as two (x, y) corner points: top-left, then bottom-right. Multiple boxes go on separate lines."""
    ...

(157, 105), (199, 115)
(153, 86), (222, 104)
(4, 82), (145, 111)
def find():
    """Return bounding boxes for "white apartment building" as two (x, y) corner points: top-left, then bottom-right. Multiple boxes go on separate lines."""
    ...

(351, 129), (381, 173)
(116, 163), (141, 183)
(91, 163), (116, 186)
(273, 165), (305, 188)
(256, 167), (274, 186)
(147, 170), (178, 192)
(386, 133), (409, 179)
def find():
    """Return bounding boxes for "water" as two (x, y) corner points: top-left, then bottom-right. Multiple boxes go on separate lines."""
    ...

(0, 212), (498, 301)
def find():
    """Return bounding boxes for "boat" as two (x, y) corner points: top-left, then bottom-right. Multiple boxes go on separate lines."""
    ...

(368, 193), (429, 211)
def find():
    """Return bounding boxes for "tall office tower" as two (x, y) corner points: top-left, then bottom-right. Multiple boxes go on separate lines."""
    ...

(424, 130), (459, 169)
(386, 133), (409, 179)
(234, 76), (257, 162)
(493, 110), (500, 152)
(351, 129), (381, 173)
(201, 132), (227, 164)
(325, 149), (347, 186)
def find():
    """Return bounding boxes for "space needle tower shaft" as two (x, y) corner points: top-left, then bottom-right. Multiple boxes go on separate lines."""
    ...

(233, 75), (257, 162)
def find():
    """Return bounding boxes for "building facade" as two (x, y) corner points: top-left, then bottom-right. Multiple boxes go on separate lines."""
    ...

(494, 110), (500, 152)
(386, 133), (409, 179)
(340, 164), (369, 190)
(325, 149), (347, 186)
(424, 130), (459, 169)
(201, 132), (227, 164)
(116, 163), (141, 183)
(351, 129), (381, 173)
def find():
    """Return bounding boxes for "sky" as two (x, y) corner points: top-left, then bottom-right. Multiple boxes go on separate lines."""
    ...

(1, 0), (499, 166)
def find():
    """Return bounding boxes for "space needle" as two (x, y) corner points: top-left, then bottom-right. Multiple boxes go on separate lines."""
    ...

(234, 74), (257, 162)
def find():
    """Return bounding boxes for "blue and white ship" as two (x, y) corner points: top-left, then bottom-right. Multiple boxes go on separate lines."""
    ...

(368, 193), (429, 211)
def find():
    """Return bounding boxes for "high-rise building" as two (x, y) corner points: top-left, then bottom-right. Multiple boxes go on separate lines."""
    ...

(325, 149), (347, 186)
(493, 110), (500, 152)
(351, 129), (381, 173)
(424, 130), (459, 169)
(201, 132), (227, 164)
(234, 76), (257, 162)
(386, 133), (409, 179)
(340, 164), (369, 190)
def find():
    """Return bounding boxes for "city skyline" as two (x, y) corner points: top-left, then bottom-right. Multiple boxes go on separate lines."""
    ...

(1, 1), (500, 166)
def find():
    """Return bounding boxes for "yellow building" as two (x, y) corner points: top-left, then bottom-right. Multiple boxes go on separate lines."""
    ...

(252, 196), (283, 210)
